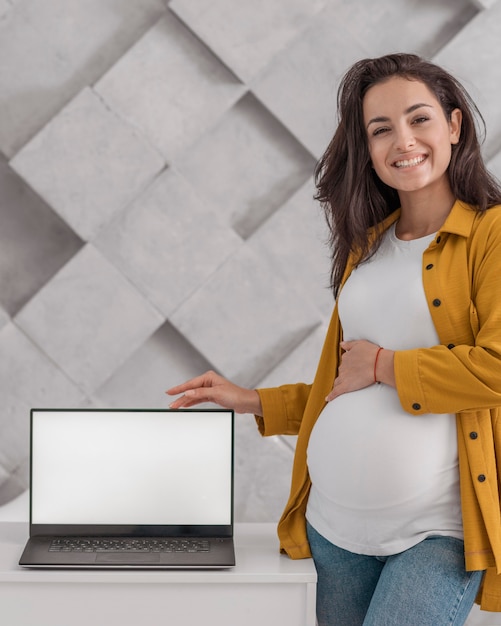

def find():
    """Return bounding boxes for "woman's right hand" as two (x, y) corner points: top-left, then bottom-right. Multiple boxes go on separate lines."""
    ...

(166, 370), (263, 415)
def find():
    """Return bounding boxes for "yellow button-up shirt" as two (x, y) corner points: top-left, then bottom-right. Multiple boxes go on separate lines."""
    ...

(257, 200), (501, 611)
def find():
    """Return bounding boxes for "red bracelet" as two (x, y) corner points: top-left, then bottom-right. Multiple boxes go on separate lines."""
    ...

(374, 347), (383, 383)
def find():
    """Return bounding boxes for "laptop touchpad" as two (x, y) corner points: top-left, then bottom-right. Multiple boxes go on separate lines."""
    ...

(96, 553), (161, 563)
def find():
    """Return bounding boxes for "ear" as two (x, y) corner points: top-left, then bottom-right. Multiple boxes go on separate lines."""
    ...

(449, 108), (462, 145)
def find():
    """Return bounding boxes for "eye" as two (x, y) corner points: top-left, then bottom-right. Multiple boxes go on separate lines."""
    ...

(412, 115), (429, 125)
(372, 126), (390, 137)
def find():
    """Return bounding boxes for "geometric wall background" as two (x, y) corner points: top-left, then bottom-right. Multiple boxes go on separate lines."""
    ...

(1, 0), (501, 550)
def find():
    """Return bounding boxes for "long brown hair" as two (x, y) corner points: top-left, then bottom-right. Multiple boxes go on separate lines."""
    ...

(315, 53), (501, 296)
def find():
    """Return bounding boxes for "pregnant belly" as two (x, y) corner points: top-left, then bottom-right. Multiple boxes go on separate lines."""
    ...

(307, 384), (458, 511)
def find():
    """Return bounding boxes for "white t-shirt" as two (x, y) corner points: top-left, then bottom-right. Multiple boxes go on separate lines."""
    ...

(306, 223), (463, 556)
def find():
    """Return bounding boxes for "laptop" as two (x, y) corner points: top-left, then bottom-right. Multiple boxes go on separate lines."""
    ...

(19, 408), (235, 569)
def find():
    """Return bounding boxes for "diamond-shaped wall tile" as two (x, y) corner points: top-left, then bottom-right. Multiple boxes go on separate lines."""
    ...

(0, 155), (83, 316)
(170, 245), (322, 387)
(434, 0), (501, 160)
(10, 87), (165, 241)
(0, 0), (165, 158)
(176, 93), (316, 238)
(95, 322), (214, 409)
(247, 177), (333, 317)
(96, 168), (242, 317)
(170, 0), (326, 83)
(0, 323), (85, 501)
(95, 11), (246, 162)
(15, 244), (164, 395)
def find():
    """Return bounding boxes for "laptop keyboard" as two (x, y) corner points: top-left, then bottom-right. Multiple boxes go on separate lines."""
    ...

(49, 537), (211, 553)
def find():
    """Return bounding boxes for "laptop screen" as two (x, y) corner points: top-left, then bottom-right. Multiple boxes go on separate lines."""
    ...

(30, 409), (233, 527)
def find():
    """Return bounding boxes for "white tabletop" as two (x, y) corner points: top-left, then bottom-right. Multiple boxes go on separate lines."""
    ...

(0, 521), (317, 626)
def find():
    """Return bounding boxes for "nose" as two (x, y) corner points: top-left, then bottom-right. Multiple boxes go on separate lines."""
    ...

(394, 124), (416, 151)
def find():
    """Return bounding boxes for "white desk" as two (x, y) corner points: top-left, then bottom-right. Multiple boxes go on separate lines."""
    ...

(0, 522), (317, 626)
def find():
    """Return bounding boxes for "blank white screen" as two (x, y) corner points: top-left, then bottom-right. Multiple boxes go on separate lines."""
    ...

(31, 410), (232, 525)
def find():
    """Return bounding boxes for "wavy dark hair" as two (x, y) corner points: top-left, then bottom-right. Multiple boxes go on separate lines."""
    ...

(315, 53), (501, 296)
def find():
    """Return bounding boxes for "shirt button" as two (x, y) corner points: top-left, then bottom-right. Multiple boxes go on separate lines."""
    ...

(470, 432), (478, 440)
(447, 343), (455, 349)
(425, 263), (434, 270)
(432, 298), (441, 307)
(412, 403), (421, 411)
(436, 236), (442, 244)
(478, 474), (486, 483)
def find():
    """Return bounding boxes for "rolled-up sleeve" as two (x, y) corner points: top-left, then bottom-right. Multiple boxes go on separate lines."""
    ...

(255, 383), (312, 436)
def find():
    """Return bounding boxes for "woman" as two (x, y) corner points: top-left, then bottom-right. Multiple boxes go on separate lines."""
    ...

(167, 54), (501, 625)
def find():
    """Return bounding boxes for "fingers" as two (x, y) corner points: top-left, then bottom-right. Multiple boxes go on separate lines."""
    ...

(166, 371), (217, 396)
(166, 371), (220, 409)
(168, 397), (197, 409)
(168, 390), (213, 409)
(325, 340), (381, 402)
(325, 377), (343, 402)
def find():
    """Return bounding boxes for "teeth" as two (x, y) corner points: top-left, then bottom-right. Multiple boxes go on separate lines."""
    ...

(394, 156), (426, 168)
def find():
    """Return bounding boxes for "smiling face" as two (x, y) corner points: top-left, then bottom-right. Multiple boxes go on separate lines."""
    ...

(363, 76), (462, 204)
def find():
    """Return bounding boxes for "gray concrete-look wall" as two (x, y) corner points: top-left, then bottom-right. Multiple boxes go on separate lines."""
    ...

(1, 1), (501, 536)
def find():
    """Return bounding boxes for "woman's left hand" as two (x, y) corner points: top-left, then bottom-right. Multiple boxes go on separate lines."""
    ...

(326, 340), (394, 402)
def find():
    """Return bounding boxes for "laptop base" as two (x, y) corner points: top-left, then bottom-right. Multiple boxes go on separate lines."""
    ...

(20, 535), (235, 569)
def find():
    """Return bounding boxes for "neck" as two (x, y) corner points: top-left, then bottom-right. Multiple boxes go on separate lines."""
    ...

(396, 186), (455, 240)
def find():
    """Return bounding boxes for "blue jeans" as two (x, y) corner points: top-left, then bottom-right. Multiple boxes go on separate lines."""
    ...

(306, 522), (484, 626)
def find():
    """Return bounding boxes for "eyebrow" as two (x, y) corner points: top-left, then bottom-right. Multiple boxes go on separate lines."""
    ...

(366, 103), (434, 129)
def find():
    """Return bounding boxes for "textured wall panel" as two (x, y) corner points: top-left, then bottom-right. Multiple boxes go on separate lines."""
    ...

(15, 245), (164, 395)
(0, 1), (11, 18)
(0, 156), (83, 316)
(0, 0), (165, 157)
(94, 323), (215, 410)
(95, 11), (247, 162)
(489, 150), (501, 181)
(434, 0), (501, 160)
(0, 323), (85, 502)
(176, 92), (316, 238)
(95, 168), (243, 317)
(247, 178), (333, 317)
(333, 0), (477, 58)
(235, 417), (295, 522)
(10, 88), (165, 241)
(0, 307), (9, 333)
(170, 0), (326, 82)
(252, 21), (367, 159)
(170, 244), (322, 387)
(0, 7), (82, 158)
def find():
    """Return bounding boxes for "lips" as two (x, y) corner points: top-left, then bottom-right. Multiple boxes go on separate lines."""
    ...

(393, 155), (427, 169)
